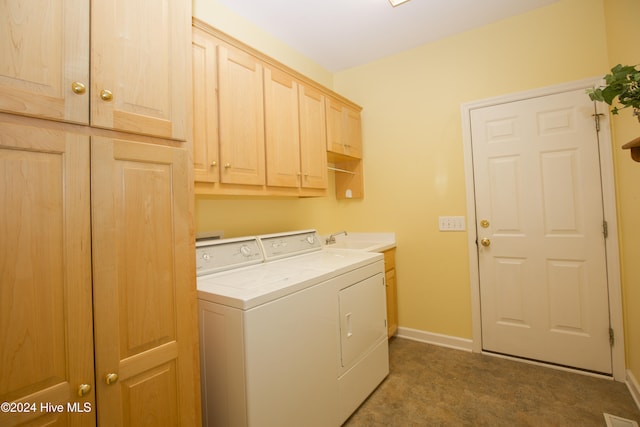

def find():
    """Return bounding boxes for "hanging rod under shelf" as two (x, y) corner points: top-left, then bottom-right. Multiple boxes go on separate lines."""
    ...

(327, 166), (357, 175)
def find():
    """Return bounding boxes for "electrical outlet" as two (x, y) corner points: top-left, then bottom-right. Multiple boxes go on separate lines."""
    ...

(439, 216), (466, 231)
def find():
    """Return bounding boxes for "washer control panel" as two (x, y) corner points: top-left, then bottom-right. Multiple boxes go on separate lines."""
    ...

(196, 237), (263, 276)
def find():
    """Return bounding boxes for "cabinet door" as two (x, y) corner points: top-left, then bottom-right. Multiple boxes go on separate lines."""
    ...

(326, 97), (362, 159)
(192, 27), (220, 183)
(344, 106), (363, 158)
(91, 137), (200, 426)
(0, 121), (95, 426)
(325, 97), (345, 155)
(299, 85), (328, 190)
(217, 44), (265, 185)
(0, 0), (89, 124)
(264, 67), (300, 188)
(90, 0), (190, 140)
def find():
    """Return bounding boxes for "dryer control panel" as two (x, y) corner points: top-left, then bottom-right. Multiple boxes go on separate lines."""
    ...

(258, 230), (322, 261)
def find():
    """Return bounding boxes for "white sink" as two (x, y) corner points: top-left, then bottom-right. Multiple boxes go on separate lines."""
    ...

(326, 241), (379, 250)
(322, 233), (396, 252)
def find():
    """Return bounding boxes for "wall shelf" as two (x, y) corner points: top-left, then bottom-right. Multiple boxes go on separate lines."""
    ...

(622, 136), (640, 162)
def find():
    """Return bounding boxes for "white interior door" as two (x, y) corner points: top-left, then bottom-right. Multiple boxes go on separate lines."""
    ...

(470, 88), (612, 374)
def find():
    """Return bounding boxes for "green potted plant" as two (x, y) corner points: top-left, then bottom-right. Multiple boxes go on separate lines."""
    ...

(587, 64), (640, 161)
(587, 64), (640, 118)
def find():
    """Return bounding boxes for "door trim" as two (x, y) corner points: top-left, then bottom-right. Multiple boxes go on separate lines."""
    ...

(461, 77), (625, 381)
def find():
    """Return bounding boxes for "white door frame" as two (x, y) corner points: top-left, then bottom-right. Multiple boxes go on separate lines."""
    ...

(461, 77), (625, 381)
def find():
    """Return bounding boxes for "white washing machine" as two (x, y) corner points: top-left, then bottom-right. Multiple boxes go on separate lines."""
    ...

(196, 230), (389, 426)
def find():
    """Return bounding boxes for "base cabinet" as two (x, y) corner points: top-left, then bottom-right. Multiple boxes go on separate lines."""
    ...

(383, 249), (399, 338)
(0, 118), (201, 426)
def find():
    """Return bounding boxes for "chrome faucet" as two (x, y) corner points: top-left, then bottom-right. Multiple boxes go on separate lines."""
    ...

(326, 230), (347, 245)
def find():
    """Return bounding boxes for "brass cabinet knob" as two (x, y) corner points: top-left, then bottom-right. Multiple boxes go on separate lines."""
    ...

(71, 81), (86, 95)
(480, 238), (491, 247)
(77, 384), (92, 397)
(224, 163), (231, 168)
(210, 161), (217, 167)
(100, 89), (113, 102)
(105, 373), (119, 385)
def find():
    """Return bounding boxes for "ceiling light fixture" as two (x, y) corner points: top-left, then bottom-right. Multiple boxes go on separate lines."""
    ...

(389, 0), (411, 6)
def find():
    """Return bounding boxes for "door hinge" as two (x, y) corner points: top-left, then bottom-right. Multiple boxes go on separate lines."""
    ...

(593, 113), (604, 132)
(609, 327), (615, 346)
(603, 220), (609, 238)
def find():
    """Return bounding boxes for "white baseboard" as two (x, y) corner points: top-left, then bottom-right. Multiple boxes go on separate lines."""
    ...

(395, 327), (473, 352)
(627, 369), (640, 411)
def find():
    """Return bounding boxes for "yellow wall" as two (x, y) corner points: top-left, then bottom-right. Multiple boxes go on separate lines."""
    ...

(603, 0), (640, 383)
(193, 0), (639, 377)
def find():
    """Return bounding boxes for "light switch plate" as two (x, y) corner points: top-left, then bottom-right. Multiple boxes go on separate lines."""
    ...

(439, 216), (466, 231)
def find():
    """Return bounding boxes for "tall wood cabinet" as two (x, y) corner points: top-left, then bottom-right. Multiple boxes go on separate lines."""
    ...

(0, 122), (94, 427)
(0, 0), (200, 425)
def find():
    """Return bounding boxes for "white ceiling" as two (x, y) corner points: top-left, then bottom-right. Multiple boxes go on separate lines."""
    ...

(216, 0), (559, 72)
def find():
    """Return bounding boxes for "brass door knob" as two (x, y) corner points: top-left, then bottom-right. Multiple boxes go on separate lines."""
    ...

(71, 81), (86, 95)
(105, 373), (119, 385)
(480, 238), (491, 247)
(77, 383), (92, 397)
(100, 89), (113, 102)
(480, 219), (490, 228)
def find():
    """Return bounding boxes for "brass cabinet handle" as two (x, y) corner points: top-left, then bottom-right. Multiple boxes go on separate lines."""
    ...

(71, 81), (86, 95)
(105, 373), (119, 385)
(77, 384), (92, 397)
(480, 238), (491, 247)
(100, 89), (113, 102)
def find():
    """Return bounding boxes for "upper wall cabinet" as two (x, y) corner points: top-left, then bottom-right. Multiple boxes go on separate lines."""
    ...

(264, 67), (328, 190)
(218, 44), (266, 185)
(0, 0), (190, 141)
(191, 19), (361, 198)
(264, 67), (302, 188)
(192, 27), (220, 183)
(90, 0), (190, 140)
(0, 0), (90, 124)
(298, 85), (329, 190)
(326, 97), (362, 159)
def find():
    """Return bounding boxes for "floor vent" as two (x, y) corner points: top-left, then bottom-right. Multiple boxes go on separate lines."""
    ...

(604, 413), (639, 427)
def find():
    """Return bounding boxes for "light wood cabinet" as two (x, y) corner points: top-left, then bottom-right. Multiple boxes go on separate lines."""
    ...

(0, 0), (190, 141)
(0, 118), (201, 426)
(264, 68), (328, 190)
(0, 121), (95, 427)
(326, 97), (362, 159)
(192, 20), (365, 198)
(0, 0), (90, 124)
(192, 27), (220, 183)
(264, 67), (301, 188)
(383, 249), (399, 338)
(0, 0), (200, 424)
(91, 137), (199, 426)
(217, 44), (266, 186)
(326, 95), (364, 199)
(90, 0), (190, 140)
(299, 85), (329, 190)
